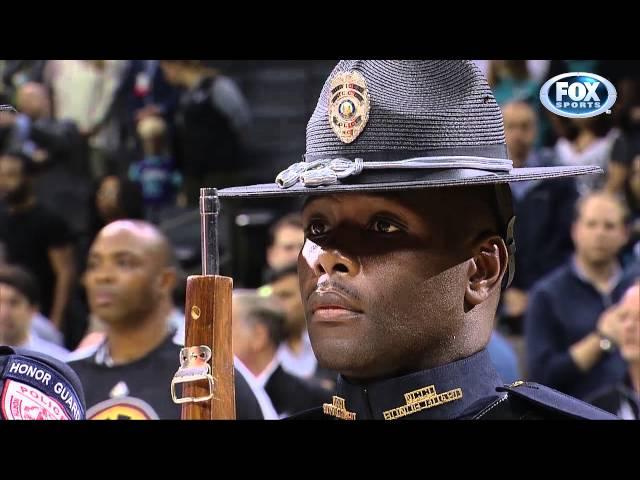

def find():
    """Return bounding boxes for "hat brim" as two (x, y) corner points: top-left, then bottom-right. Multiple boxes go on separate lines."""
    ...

(217, 165), (602, 199)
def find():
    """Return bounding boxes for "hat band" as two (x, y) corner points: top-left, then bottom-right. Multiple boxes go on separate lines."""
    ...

(276, 155), (513, 189)
(304, 145), (509, 163)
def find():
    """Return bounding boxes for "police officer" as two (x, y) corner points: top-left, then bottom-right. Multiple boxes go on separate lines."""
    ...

(217, 60), (617, 420)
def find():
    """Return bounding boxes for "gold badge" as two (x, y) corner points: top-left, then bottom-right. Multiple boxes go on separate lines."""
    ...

(323, 395), (357, 420)
(383, 384), (463, 420)
(328, 71), (370, 144)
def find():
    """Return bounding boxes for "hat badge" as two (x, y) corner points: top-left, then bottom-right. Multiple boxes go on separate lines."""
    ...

(328, 70), (370, 144)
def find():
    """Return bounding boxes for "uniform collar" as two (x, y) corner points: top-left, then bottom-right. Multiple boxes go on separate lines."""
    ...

(325, 349), (503, 420)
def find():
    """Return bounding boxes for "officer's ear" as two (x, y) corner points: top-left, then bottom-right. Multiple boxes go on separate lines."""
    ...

(464, 235), (508, 308)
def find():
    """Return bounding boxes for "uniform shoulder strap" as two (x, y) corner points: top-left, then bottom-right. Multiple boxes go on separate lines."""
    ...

(496, 381), (619, 420)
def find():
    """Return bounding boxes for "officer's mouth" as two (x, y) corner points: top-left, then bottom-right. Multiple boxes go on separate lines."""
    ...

(308, 290), (363, 323)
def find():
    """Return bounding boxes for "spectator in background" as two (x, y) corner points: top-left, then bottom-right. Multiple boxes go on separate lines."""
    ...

(0, 265), (69, 361)
(260, 264), (337, 390)
(8, 82), (85, 175)
(500, 101), (578, 334)
(159, 60), (251, 203)
(84, 175), (145, 252)
(68, 220), (263, 419)
(73, 174), (146, 308)
(587, 284), (640, 419)
(544, 60), (612, 151)
(623, 255), (640, 282)
(617, 152), (640, 268)
(487, 60), (549, 148)
(0, 103), (17, 155)
(43, 60), (129, 179)
(473, 60), (550, 84)
(525, 192), (634, 399)
(233, 289), (332, 418)
(553, 116), (618, 195)
(619, 154), (640, 266)
(3, 83), (91, 238)
(546, 60), (604, 80)
(488, 60), (539, 106)
(128, 115), (182, 222)
(606, 112), (640, 196)
(0, 151), (75, 333)
(117, 60), (180, 153)
(1, 60), (46, 99)
(264, 212), (305, 280)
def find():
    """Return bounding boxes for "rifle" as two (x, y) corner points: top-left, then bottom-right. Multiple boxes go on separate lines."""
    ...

(171, 188), (235, 420)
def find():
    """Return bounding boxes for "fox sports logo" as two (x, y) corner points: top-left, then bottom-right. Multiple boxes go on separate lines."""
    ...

(539, 72), (617, 118)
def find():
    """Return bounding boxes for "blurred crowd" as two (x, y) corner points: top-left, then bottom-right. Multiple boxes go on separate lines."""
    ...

(0, 60), (638, 420)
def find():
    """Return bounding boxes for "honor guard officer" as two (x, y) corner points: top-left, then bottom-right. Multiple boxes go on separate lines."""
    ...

(217, 61), (618, 420)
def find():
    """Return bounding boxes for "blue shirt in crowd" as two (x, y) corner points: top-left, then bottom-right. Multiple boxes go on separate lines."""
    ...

(487, 331), (521, 385)
(525, 257), (633, 400)
(128, 155), (182, 207)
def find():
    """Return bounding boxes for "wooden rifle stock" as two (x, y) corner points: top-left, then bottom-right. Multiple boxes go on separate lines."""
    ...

(172, 188), (235, 420)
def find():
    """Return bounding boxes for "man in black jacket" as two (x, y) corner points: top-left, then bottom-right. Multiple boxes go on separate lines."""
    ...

(159, 61), (250, 204)
(233, 289), (332, 418)
(3, 82), (85, 175)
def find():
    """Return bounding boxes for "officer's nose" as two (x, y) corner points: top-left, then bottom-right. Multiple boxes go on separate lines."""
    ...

(311, 244), (360, 277)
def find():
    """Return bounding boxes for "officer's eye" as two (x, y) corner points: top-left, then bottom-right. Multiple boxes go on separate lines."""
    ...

(370, 219), (401, 234)
(306, 220), (329, 237)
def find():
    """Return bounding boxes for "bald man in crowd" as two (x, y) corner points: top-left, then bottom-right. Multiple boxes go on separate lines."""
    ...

(68, 220), (263, 419)
(588, 284), (640, 419)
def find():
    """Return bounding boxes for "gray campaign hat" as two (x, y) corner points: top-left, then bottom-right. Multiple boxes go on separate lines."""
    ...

(217, 60), (600, 199)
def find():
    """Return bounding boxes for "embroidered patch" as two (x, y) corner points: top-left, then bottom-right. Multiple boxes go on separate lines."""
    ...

(323, 395), (356, 420)
(383, 384), (463, 420)
(1, 379), (71, 420)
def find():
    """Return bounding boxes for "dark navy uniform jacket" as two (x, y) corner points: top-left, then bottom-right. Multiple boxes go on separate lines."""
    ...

(290, 350), (618, 420)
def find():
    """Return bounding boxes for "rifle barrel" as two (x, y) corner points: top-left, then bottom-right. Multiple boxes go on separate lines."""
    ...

(200, 187), (220, 276)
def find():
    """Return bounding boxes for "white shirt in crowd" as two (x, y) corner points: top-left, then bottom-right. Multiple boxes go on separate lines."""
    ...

(30, 312), (64, 346)
(16, 334), (70, 362)
(233, 357), (279, 420)
(276, 330), (317, 379)
(554, 129), (619, 194)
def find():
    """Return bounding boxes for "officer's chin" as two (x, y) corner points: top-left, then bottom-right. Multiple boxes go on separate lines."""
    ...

(309, 325), (373, 374)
